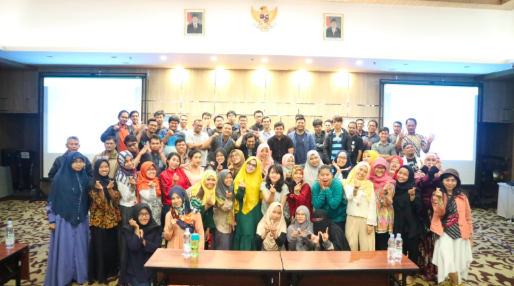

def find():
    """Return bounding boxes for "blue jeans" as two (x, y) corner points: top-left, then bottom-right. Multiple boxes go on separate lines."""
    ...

(131, 277), (151, 286)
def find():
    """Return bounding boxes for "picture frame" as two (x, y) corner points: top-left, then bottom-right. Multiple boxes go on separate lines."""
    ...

(323, 13), (344, 41)
(185, 9), (205, 37)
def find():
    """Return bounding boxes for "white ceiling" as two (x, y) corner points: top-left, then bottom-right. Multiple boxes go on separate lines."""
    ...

(1, 49), (512, 74)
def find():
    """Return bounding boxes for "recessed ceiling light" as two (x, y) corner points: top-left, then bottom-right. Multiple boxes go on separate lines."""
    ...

(305, 59), (312, 64)
(160, 55), (167, 61)
(211, 56), (217, 61)
(216, 67), (224, 70)
(356, 60), (363, 65)
(46, 56), (53, 58)
(112, 56), (117, 59)
(403, 63), (409, 66)
(262, 58), (268, 63)
(464, 66), (471, 68)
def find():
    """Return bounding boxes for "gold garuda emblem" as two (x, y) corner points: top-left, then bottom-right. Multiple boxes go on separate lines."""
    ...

(251, 6), (277, 32)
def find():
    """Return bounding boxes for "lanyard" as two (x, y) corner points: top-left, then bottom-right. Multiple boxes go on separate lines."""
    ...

(220, 136), (230, 148)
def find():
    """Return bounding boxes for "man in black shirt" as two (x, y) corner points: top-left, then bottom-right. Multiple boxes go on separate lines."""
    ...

(48, 136), (93, 180)
(250, 110), (264, 131)
(201, 122), (236, 164)
(355, 118), (368, 137)
(236, 133), (260, 160)
(346, 121), (363, 165)
(231, 115), (249, 141)
(208, 115), (224, 137)
(138, 118), (158, 150)
(267, 122), (294, 164)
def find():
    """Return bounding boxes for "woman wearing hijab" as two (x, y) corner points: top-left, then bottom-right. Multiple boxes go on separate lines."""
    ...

(282, 153), (295, 180)
(310, 209), (351, 251)
(331, 150), (352, 179)
(417, 152), (444, 281)
(362, 150), (379, 165)
(187, 170), (218, 249)
(431, 169), (473, 286)
(287, 166), (313, 220)
(342, 161), (376, 251)
(160, 152), (191, 226)
(287, 206), (314, 251)
(228, 149), (244, 177)
(368, 158), (396, 251)
(303, 150), (323, 187)
(388, 156), (404, 180)
(137, 161), (162, 226)
(232, 157), (263, 250)
(394, 165), (423, 285)
(256, 143), (273, 177)
(119, 203), (162, 286)
(312, 165), (347, 231)
(45, 152), (90, 286)
(163, 186), (205, 249)
(206, 148), (228, 173)
(88, 159), (121, 284)
(255, 202), (287, 251)
(213, 170), (235, 250)
(115, 151), (138, 281)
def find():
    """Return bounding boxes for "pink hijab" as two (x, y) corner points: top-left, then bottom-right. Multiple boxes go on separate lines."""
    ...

(256, 143), (274, 175)
(425, 152), (443, 176)
(369, 158), (396, 189)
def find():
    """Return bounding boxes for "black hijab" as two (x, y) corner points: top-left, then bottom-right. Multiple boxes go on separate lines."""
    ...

(90, 159), (117, 202)
(393, 165), (423, 237)
(48, 151), (90, 225)
(312, 209), (350, 251)
(123, 203), (161, 234)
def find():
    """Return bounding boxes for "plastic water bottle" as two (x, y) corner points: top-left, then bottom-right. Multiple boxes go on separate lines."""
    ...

(395, 233), (403, 262)
(5, 221), (14, 249)
(191, 233), (200, 258)
(183, 228), (191, 257)
(387, 234), (395, 263)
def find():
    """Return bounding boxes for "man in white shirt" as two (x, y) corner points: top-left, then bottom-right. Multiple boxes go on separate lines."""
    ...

(259, 116), (275, 142)
(186, 119), (210, 167)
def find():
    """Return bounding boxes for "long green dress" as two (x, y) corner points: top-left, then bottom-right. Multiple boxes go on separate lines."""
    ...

(232, 186), (262, 250)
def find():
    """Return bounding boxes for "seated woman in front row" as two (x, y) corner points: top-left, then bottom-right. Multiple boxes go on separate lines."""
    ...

(287, 206), (314, 251)
(119, 203), (162, 286)
(254, 202), (287, 251)
(310, 209), (350, 251)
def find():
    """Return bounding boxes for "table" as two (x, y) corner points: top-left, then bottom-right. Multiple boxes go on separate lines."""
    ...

(497, 183), (514, 220)
(145, 249), (283, 286)
(0, 244), (30, 286)
(280, 251), (418, 286)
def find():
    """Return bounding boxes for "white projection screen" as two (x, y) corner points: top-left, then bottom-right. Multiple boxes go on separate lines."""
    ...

(382, 82), (479, 185)
(43, 77), (143, 178)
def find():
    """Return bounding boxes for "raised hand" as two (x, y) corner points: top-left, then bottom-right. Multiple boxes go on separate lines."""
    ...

(95, 180), (103, 190)
(140, 144), (149, 155)
(399, 129), (407, 140)
(49, 223), (56, 231)
(167, 129), (174, 137)
(129, 177), (136, 186)
(238, 180), (246, 188)
(321, 227), (329, 242)
(159, 143), (164, 154)
(408, 187), (416, 201)
(217, 164), (224, 171)
(293, 183), (301, 194)
(332, 160), (341, 174)
(212, 133), (220, 139)
(291, 228), (299, 239)
(269, 184), (276, 194)
(173, 173), (180, 182)
(299, 229), (307, 238)
(113, 125), (120, 131)
(107, 180), (114, 189)
(149, 181), (155, 188)
(309, 231), (320, 245)
(427, 133), (436, 144)
(207, 195), (214, 206)
(433, 187), (442, 204)
(139, 229), (144, 238)
(226, 191), (233, 200)
(129, 218), (138, 229)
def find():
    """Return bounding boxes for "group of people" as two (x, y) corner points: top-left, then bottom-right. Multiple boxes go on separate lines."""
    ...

(44, 109), (473, 286)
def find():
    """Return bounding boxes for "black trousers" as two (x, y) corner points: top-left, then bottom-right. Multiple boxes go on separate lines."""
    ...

(402, 233), (421, 266)
(375, 232), (390, 251)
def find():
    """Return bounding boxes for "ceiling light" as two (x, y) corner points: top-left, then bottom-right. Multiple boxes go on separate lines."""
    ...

(46, 56), (53, 58)
(216, 66), (224, 70)
(464, 66), (471, 68)
(262, 58), (268, 63)
(257, 67), (266, 71)
(174, 66), (184, 70)
(305, 59), (312, 64)
(160, 55), (167, 61)
(111, 56), (117, 59)
(403, 63), (409, 66)
(211, 56), (217, 61)
(356, 60), (363, 65)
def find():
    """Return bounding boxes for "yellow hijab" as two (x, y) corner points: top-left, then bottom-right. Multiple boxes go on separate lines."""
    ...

(363, 150), (379, 166)
(234, 157), (263, 214)
(191, 170), (218, 205)
(343, 161), (374, 202)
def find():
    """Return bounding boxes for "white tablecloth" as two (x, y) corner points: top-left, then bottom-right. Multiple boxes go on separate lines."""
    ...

(497, 183), (514, 219)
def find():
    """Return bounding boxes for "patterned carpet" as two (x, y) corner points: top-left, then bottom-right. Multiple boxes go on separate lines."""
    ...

(0, 200), (513, 286)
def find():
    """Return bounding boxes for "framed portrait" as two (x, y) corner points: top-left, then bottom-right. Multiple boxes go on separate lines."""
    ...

(323, 13), (344, 41)
(184, 9), (205, 37)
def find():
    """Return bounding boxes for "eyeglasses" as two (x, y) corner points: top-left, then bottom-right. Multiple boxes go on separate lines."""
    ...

(230, 155), (239, 158)
(139, 213), (150, 218)
(247, 163), (257, 167)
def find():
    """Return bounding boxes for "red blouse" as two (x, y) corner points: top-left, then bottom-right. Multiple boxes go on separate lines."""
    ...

(159, 168), (191, 206)
(287, 182), (313, 220)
